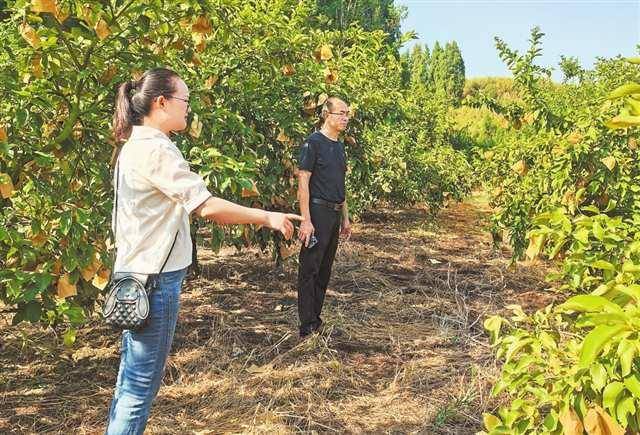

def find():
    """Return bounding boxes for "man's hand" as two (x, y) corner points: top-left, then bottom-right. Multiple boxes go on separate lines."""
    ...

(340, 218), (352, 240)
(266, 212), (304, 240)
(298, 219), (315, 247)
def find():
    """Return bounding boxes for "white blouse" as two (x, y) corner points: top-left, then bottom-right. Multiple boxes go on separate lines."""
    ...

(112, 125), (211, 275)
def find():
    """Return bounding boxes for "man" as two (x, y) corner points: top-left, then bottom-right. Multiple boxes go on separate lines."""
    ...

(296, 96), (352, 338)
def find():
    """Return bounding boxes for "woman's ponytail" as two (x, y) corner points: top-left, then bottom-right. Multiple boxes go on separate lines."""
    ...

(113, 80), (138, 143)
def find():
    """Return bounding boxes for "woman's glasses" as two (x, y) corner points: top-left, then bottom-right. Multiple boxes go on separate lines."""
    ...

(167, 95), (189, 103)
(166, 95), (191, 113)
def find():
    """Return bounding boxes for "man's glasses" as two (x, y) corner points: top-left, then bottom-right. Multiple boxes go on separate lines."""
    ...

(328, 111), (351, 118)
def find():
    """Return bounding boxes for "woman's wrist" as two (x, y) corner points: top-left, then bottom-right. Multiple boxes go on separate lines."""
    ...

(261, 209), (271, 227)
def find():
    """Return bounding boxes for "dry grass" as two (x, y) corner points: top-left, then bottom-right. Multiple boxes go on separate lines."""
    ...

(0, 193), (556, 434)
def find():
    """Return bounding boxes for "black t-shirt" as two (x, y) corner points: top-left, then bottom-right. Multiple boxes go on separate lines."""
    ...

(298, 131), (346, 204)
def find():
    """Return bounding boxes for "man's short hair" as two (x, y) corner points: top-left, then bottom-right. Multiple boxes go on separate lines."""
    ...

(321, 97), (348, 120)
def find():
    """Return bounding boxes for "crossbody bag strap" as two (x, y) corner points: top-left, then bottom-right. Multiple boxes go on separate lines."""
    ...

(145, 229), (178, 292)
(109, 159), (120, 281)
(158, 231), (179, 274)
(114, 160), (119, 239)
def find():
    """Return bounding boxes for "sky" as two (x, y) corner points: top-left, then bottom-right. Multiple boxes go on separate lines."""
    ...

(398, 0), (640, 81)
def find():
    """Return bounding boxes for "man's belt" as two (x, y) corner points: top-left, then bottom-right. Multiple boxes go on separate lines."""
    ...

(311, 197), (343, 211)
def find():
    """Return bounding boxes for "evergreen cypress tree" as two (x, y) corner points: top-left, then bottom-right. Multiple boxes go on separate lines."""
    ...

(449, 41), (466, 106)
(410, 44), (425, 88)
(400, 51), (412, 88)
(429, 41), (444, 97)
(421, 44), (431, 85)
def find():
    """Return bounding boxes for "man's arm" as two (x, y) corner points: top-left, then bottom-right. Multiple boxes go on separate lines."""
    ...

(193, 196), (301, 240)
(297, 170), (315, 246)
(298, 170), (312, 222)
(340, 198), (351, 240)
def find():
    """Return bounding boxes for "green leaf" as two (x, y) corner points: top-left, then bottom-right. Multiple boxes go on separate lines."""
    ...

(64, 306), (85, 325)
(219, 177), (232, 192)
(591, 260), (615, 271)
(574, 393), (588, 420)
(542, 410), (558, 431)
(483, 413), (502, 431)
(11, 310), (25, 326)
(592, 221), (605, 241)
(626, 97), (640, 116)
(590, 363), (608, 392)
(579, 324), (627, 368)
(603, 381), (624, 414)
(491, 378), (510, 397)
(24, 300), (42, 323)
(616, 395), (635, 427)
(622, 260), (640, 273)
(515, 417), (532, 433)
(34, 273), (53, 293)
(137, 15), (151, 32)
(484, 315), (503, 343)
(624, 374), (640, 398)
(574, 228), (589, 244)
(238, 177), (253, 189)
(499, 405), (521, 427)
(582, 205), (601, 214)
(63, 328), (77, 347)
(505, 337), (534, 363)
(614, 284), (640, 302)
(576, 312), (627, 327)
(15, 108), (28, 127)
(603, 199), (618, 212)
(558, 295), (619, 313)
(60, 212), (72, 236)
(608, 83), (640, 100)
(618, 339), (637, 376)
(539, 331), (557, 351)
(512, 355), (534, 374)
(606, 114), (640, 129)
(627, 240), (640, 254)
(549, 237), (567, 259)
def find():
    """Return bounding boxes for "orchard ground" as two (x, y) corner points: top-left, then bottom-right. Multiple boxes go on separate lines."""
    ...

(1, 193), (560, 434)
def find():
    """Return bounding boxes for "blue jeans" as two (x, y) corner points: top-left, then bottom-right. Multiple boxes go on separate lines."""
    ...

(106, 268), (187, 435)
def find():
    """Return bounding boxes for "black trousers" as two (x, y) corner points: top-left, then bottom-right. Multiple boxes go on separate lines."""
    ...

(297, 202), (341, 335)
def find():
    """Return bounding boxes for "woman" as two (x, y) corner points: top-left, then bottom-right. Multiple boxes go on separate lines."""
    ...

(106, 67), (301, 434)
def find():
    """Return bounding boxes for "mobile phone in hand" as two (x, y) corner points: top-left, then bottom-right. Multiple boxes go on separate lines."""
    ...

(307, 235), (318, 249)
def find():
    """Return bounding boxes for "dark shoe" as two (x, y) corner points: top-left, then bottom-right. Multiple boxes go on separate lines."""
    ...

(311, 319), (324, 333)
(299, 327), (314, 339)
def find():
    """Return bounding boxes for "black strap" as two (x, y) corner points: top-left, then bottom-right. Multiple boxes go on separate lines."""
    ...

(113, 158), (179, 276)
(158, 231), (179, 274)
(114, 161), (119, 242)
